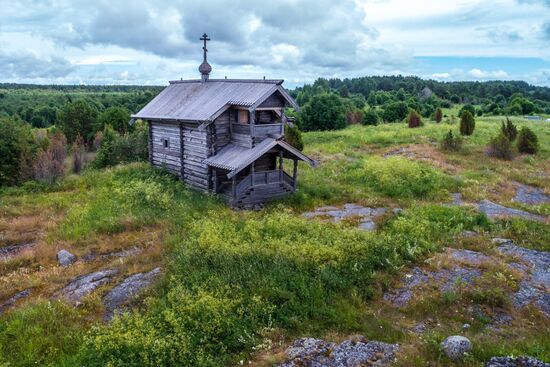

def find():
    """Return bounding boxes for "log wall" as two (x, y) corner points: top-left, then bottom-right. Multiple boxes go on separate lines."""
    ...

(150, 121), (182, 175)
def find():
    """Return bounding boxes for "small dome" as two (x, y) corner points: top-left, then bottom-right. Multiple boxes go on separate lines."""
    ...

(199, 60), (212, 75)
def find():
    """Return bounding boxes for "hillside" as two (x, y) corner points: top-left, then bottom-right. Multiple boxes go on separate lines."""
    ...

(1, 112), (549, 366)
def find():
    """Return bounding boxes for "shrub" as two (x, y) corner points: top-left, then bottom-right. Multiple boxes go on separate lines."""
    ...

(381, 101), (408, 122)
(284, 124), (304, 151)
(362, 108), (379, 125)
(440, 130), (463, 152)
(32, 130), (67, 183)
(71, 135), (88, 174)
(299, 93), (347, 131)
(92, 121), (148, 169)
(459, 104), (475, 118)
(407, 109), (422, 128)
(435, 108), (443, 123)
(500, 117), (518, 142)
(345, 109), (364, 124)
(487, 132), (513, 160)
(517, 127), (539, 154)
(459, 111), (475, 136)
(0, 118), (35, 186)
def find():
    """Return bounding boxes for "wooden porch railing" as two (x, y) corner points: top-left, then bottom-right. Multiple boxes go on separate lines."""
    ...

(233, 170), (294, 197)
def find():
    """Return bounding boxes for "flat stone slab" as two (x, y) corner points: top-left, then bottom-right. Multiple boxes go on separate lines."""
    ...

(486, 356), (550, 367)
(0, 289), (30, 315)
(476, 200), (546, 222)
(497, 243), (550, 316)
(303, 203), (387, 231)
(56, 269), (119, 305)
(103, 267), (161, 320)
(279, 337), (398, 367)
(514, 184), (550, 205)
(0, 243), (34, 259)
(384, 249), (487, 307)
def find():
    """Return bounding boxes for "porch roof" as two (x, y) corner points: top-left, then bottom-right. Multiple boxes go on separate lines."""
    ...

(204, 138), (317, 178)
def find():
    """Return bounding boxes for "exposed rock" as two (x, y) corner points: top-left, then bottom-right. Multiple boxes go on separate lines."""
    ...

(410, 322), (427, 334)
(486, 356), (550, 367)
(0, 243), (34, 259)
(103, 267), (161, 320)
(279, 337), (398, 367)
(0, 289), (30, 314)
(384, 254), (483, 307)
(57, 249), (76, 267)
(492, 238), (513, 245)
(451, 193), (464, 206)
(56, 269), (118, 305)
(462, 323), (471, 330)
(497, 243), (550, 316)
(383, 147), (417, 159)
(514, 184), (550, 205)
(461, 230), (477, 237)
(303, 204), (387, 231)
(476, 199), (546, 222)
(441, 335), (472, 361)
(392, 208), (404, 215)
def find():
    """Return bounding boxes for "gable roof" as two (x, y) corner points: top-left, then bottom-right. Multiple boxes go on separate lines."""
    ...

(132, 79), (299, 122)
(204, 138), (317, 178)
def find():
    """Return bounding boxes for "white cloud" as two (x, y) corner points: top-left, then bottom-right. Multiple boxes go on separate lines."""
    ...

(468, 68), (509, 78)
(431, 73), (451, 79)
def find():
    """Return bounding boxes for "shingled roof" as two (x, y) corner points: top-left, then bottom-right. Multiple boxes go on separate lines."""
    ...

(132, 79), (299, 122)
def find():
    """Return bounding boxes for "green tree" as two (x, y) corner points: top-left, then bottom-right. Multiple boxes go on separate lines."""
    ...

(284, 124), (304, 151)
(57, 100), (98, 144)
(500, 117), (518, 142)
(459, 104), (475, 118)
(487, 132), (513, 160)
(459, 111), (475, 136)
(362, 108), (379, 125)
(0, 118), (35, 186)
(299, 93), (347, 131)
(517, 127), (539, 154)
(95, 106), (131, 134)
(435, 107), (443, 123)
(381, 101), (408, 122)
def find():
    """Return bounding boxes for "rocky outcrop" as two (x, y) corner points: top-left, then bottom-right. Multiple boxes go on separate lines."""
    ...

(57, 249), (76, 267)
(497, 242), (550, 316)
(0, 243), (34, 259)
(103, 267), (161, 320)
(278, 337), (398, 367)
(82, 247), (142, 262)
(514, 184), (550, 205)
(486, 356), (550, 367)
(441, 335), (472, 361)
(56, 269), (118, 305)
(0, 289), (30, 314)
(303, 204), (387, 231)
(476, 200), (545, 222)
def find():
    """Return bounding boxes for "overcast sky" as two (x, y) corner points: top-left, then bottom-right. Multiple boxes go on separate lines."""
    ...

(1, 0), (549, 87)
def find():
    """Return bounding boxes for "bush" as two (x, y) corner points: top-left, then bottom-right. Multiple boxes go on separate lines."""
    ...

(299, 93), (347, 131)
(0, 118), (35, 186)
(407, 109), (422, 128)
(460, 111), (475, 136)
(440, 130), (463, 152)
(381, 101), (408, 122)
(32, 130), (67, 183)
(362, 108), (379, 125)
(517, 127), (539, 154)
(487, 132), (513, 160)
(500, 117), (518, 142)
(95, 106), (131, 134)
(345, 109), (364, 124)
(71, 135), (88, 174)
(435, 108), (443, 123)
(459, 104), (475, 118)
(284, 124), (304, 151)
(92, 120), (148, 169)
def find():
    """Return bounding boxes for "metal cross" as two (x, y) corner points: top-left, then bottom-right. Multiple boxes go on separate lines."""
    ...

(200, 33), (210, 61)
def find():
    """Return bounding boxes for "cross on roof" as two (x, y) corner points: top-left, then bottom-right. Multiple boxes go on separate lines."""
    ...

(200, 33), (210, 61)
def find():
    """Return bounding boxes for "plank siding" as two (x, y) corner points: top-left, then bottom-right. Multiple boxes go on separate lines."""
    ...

(258, 91), (286, 108)
(182, 125), (210, 191)
(150, 121), (182, 176)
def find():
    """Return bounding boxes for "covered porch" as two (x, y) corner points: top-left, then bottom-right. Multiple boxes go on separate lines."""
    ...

(204, 138), (316, 206)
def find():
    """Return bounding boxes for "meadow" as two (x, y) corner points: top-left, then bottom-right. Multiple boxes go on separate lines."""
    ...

(0, 115), (549, 366)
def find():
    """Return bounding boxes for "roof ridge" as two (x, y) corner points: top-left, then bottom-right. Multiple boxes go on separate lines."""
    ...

(169, 78), (283, 85)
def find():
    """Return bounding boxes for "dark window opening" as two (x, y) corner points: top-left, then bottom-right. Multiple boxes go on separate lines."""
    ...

(163, 138), (169, 148)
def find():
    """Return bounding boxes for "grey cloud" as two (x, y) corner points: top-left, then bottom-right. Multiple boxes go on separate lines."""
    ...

(543, 22), (550, 40)
(0, 50), (74, 78)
